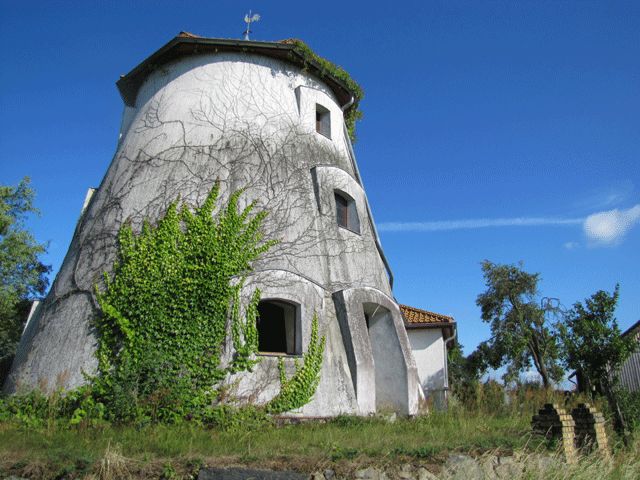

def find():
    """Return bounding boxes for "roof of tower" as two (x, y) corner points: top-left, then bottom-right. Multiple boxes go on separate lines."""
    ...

(400, 304), (456, 340)
(116, 32), (357, 109)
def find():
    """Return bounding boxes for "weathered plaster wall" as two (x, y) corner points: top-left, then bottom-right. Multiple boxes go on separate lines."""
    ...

(333, 288), (419, 416)
(6, 49), (415, 415)
(408, 329), (446, 406)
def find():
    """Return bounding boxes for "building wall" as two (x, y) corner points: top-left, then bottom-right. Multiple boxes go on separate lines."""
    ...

(619, 350), (640, 392)
(619, 326), (640, 392)
(407, 329), (447, 407)
(6, 49), (418, 415)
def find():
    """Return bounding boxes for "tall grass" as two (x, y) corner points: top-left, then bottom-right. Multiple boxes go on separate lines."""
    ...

(0, 383), (637, 479)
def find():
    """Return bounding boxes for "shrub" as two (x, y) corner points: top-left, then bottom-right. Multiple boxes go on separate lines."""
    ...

(616, 389), (640, 432)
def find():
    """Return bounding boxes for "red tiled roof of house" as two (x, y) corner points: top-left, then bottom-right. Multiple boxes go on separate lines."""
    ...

(400, 304), (456, 341)
(399, 304), (454, 326)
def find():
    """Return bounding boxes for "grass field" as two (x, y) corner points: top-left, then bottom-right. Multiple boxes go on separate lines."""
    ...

(1, 407), (637, 479)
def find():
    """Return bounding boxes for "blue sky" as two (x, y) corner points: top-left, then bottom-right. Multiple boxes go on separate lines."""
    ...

(1, 1), (639, 360)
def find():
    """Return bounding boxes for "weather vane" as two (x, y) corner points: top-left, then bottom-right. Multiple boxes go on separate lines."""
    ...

(243, 10), (261, 40)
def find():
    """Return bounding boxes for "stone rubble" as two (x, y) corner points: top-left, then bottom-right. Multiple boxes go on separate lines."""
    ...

(306, 454), (555, 480)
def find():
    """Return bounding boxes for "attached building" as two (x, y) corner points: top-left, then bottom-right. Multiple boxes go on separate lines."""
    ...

(401, 305), (456, 409)
(619, 320), (640, 392)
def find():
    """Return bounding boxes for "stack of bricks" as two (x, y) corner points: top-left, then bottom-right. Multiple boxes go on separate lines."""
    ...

(571, 403), (609, 456)
(531, 403), (577, 463)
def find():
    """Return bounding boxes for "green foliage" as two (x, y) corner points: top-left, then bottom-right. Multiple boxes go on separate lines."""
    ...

(475, 260), (563, 388)
(199, 404), (271, 432)
(559, 285), (634, 393)
(1, 183), (326, 426)
(282, 39), (364, 142)
(618, 390), (640, 431)
(446, 341), (466, 387)
(93, 184), (275, 423)
(391, 445), (438, 459)
(447, 341), (490, 400)
(0, 177), (50, 382)
(329, 445), (359, 460)
(558, 285), (636, 439)
(0, 390), (51, 427)
(447, 341), (484, 409)
(266, 313), (325, 414)
(162, 461), (177, 479)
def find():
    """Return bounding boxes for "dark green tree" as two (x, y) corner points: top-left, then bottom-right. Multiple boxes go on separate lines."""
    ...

(475, 260), (563, 388)
(447, 341), (487, 408)
(447, 341), (488, 389)
(0, 177), (50, 382)
(558, 285), (635, 441)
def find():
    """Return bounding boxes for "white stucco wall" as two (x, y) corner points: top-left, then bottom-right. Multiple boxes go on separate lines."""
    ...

(407, 328), (446, 403)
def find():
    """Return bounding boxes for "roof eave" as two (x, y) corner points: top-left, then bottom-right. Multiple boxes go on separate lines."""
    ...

(621, 319), (640, 338)
(116, 36), (355, 108)
(404, 321), (456, 330)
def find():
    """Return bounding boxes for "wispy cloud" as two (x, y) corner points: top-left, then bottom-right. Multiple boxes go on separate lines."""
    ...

(583, 204), (640, 245)
(573, 181), (634, 211)
(379, 204), (640, 247)
(378, 217), (583, 232)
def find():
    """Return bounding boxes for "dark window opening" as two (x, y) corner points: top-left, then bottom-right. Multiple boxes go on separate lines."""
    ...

(316, 104), (331, 139)
(257, 300), (298, 355)
(335, 190), (360, 234)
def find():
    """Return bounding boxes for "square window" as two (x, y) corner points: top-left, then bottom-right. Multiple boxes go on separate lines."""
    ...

(257, 300), (300, 355)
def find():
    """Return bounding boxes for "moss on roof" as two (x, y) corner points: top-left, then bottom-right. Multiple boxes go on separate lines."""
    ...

(280, 39), (364, 143)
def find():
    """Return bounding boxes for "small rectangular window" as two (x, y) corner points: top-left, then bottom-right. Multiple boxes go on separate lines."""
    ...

(335, 192), (349, 228)
(335, 190), (360, 234)
(316, 104), (331, 139)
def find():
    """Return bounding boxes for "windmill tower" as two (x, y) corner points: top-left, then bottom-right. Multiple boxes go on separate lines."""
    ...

(6, 33), (419, 416)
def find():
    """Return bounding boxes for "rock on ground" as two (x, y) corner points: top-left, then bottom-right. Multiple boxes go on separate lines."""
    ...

(198, 467), (308, 480)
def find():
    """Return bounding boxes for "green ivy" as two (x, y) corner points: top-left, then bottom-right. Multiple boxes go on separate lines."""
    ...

(89, 183), (325, 422)
(1, 184), (326, 425)
(93, 184), (275, 422)
(281, 39), (364, 143)
(267, 313), (325, 414)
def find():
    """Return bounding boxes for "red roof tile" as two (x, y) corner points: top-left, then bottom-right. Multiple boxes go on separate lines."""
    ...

(400, 304), (454, 325)
(400, 304), (456, 340)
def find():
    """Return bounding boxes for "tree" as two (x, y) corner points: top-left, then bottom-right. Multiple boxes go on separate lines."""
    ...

(448, 341), (488, 390)
(559, 285), (635, 441)
(475, 260), (563, 388)
(0, 177), (50, 381)
(447, 341), (490, 408)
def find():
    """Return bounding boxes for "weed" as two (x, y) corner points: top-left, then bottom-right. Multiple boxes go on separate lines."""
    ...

(96, 442), (130, 480)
